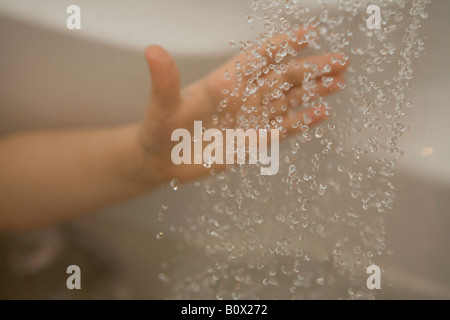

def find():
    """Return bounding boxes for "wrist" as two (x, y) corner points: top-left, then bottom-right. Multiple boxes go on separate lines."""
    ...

(113, 123), (167, 192)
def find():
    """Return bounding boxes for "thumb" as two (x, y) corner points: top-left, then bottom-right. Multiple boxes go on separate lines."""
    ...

(144, 45), (181, 108)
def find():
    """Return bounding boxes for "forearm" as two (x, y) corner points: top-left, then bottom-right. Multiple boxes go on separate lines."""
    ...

(0, 124), (160, 232)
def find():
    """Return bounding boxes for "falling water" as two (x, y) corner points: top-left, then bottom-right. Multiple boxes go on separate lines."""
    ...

(157, 0), (430, 299)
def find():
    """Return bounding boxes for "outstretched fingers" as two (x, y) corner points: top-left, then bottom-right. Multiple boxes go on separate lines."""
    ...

(205, 27), (318, 95)
(264, 74), (345, 119)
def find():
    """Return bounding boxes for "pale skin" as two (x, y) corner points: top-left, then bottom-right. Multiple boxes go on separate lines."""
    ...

(0, 28), (348, 232)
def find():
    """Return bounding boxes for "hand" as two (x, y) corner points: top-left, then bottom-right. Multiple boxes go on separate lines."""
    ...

(136, 27), (349, 184)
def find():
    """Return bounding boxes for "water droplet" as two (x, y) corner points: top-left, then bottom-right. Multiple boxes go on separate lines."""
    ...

(170, 179), (179, 191)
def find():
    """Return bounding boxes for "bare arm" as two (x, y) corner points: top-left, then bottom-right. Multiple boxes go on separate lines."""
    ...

(0, 124), (157, 231)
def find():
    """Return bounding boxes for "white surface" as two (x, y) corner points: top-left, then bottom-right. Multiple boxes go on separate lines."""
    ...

(0, 0), (258, 55)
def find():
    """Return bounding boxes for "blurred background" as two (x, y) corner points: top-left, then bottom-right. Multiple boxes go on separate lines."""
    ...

(0, 0), (449, 299)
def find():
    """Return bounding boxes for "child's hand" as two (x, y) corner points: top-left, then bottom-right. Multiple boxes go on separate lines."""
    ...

(135, 27), (349, 185)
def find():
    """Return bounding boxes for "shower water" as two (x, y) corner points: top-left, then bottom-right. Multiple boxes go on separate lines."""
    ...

(157, 0), (430, 300)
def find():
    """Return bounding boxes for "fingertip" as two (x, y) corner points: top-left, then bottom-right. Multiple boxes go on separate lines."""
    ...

(328, 73), (345, 89)
(309, 105), (329, 123)
(145, 45), (172, 68)
(144, 45), (181, 107)
(331, 53), (350, 69)
(334, 73), (345, 84)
